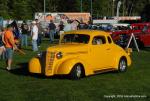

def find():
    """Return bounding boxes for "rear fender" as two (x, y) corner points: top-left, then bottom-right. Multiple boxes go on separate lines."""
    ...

(113, 53), (131, 69)
(125, 48), (132, 56)
(113, 54), (124, 70)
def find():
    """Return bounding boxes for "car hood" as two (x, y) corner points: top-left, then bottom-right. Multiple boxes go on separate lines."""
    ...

(47, 44), (88, 54)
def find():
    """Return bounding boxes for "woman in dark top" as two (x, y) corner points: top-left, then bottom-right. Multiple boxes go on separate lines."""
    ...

(58, 21), (64, 37)
(58, 21), (64, 31)
(0, 28), (5, 56)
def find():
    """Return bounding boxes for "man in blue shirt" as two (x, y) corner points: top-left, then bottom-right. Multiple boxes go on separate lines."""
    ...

(48, 20), (56, 43)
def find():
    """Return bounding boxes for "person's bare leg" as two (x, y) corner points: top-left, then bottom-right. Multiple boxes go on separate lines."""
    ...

(0, 49), (3, 56)
(7, 59), (12, 70)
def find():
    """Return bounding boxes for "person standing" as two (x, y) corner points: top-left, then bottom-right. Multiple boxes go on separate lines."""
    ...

(48, 20), (56, 43)
(71, 20), (78, 30)
(0, 28), (5, 56)
(58, 21), (64, 36)
(31, 21), (38, 52)
(3, 25), (17, 70)
(64, 20), (72, 32)
(21, 21), (28, 47)
(35, 19), (43, 47)
(77, 19), (88, 29)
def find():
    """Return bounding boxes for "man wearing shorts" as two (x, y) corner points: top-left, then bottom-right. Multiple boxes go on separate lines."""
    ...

(3, 25), (17, 70)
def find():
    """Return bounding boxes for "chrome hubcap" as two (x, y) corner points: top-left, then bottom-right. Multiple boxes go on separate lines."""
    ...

(76, 65), (82, 78)
(120, 60), (126, 71)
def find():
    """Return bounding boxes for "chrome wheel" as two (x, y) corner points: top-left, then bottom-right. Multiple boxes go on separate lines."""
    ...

(70, 63), (84, 79)
(76, 65), (82, 78)
(119, 58), (127, 72)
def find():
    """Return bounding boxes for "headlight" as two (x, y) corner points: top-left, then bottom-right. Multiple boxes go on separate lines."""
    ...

(56, 52), (63, 59)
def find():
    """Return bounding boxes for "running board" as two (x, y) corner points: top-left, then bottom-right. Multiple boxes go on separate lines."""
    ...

(94, 68), (116, 74)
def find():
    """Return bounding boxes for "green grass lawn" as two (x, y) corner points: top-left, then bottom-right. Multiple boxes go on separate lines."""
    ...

(0, 38), (149, 101)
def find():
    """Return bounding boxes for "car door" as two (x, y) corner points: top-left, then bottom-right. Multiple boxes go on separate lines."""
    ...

(140, 33), (150, 47)
(89, 35), (111, 70)
(106, 36), (115, 67)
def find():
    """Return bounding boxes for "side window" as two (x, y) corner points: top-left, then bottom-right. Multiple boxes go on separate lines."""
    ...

(107, 36), (112, 44)
(142, 26), (148, 32)
(92, 36), (106, 45)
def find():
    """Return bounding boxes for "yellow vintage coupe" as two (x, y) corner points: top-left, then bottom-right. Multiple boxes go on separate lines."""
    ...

(29, 30), (132, 79)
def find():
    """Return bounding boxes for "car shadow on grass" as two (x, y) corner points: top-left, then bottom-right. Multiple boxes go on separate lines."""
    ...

(10, 63), (29, 76)
(10, 62), (119, 80)
(10, 62), (70, 80)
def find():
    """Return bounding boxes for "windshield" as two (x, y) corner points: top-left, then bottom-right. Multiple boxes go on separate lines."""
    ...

(61, 34), (90, 44)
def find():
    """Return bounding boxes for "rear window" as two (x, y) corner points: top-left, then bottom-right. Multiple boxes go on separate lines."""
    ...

(92, 36), (106, 45)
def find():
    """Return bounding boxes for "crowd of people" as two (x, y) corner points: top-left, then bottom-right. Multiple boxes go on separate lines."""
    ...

(0, 18), (91, 70)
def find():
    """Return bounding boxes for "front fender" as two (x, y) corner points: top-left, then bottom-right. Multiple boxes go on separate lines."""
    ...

(56, 58), (93, 76)
(56, 58), (80, 75)
(28, 57), (41, 73)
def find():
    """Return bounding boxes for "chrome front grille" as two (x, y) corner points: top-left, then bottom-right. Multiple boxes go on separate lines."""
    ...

(39, 51), (46, 74)
(46, 52), (55, 71)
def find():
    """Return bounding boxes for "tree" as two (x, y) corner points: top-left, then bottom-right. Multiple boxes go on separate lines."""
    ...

(0, 0), (150, 20)
(57, 0), (80, 12)
(8, 0), (32, 19)
(0, 0), (9, 18)
(93, 0), (111, 17)
(141, 3), (150, 22)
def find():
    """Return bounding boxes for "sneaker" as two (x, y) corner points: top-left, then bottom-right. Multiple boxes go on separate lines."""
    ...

(6, 67), (11, 71)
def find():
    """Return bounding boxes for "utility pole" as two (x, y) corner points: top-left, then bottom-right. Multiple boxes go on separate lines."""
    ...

(44, 0), (46, 20)
(123, 0), (125, 16)
(91, 0), (93, 19)
(112, 0), (115, 16)
(129, 0), (134, 16)
(80, 0), (83, 12)
(117, 1), (121, 18)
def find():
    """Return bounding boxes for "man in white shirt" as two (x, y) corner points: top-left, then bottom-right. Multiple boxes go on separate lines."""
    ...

(64, 20), (72, 32)
(71, 20), (78, 30)
(31, 21), (38, 51)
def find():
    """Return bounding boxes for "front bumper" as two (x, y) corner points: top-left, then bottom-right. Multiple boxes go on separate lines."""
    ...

(28, 51), (55, 76)
(28, 58), (42, 73)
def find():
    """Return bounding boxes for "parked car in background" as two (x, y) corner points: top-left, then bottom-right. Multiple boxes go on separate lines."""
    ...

(130, 23), (150, 48)
(110, 23), (150, 48)
(29, 30), (132, 79)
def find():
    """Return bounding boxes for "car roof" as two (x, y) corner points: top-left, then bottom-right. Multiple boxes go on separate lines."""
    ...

(64, 30), (109, 37)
